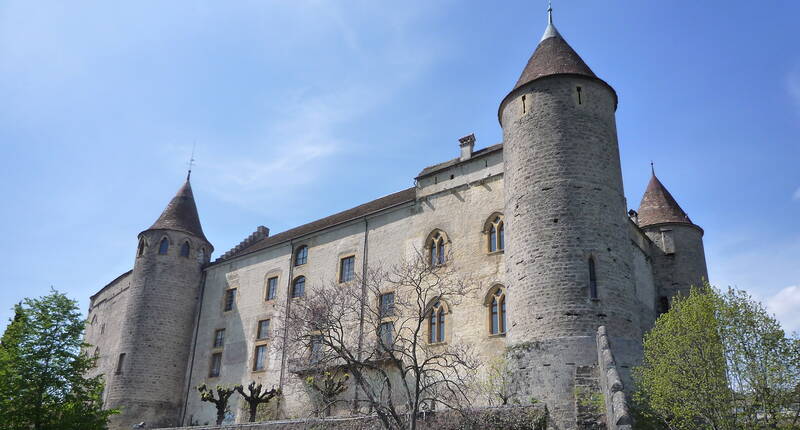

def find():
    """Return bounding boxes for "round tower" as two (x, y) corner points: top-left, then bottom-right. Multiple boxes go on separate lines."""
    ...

(106, 178), (213, 429)
(499, 11), (642, 426)
(636, 170), (708, 311)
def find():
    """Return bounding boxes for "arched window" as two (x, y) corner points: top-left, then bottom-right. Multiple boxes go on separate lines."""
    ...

(180, 241), (191, 257)
(291, 276), (306, 298)
(197, 248), (206, 264)
(137, 239), (146, 257)
(158, 237), (169, 255)
(294, 246), (308, 266)
(485, 214), (505, 253)
(489, 286), (507, 335)
(428, 301), (446, 343)
(589, 257), (598, 299)
(427, 231), (447, 266)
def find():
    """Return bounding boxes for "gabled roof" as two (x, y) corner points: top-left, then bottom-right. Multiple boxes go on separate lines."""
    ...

(148, 180), (208, 241)
(637, 174), (693, 227)
(512, 21), (597, 92)
(212, 188), (416, 264)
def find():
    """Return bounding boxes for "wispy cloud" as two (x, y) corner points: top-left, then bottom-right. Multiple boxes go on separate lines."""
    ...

(765, 285), (800, 334)
(793, 187), (800, 201)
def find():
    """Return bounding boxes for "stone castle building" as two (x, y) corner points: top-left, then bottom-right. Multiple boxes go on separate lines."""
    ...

(84, 11), (708, 430)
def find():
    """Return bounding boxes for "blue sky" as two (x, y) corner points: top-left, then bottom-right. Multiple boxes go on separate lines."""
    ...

(1, 1), (798, 333)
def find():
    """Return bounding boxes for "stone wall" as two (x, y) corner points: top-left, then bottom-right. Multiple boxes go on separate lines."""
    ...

(595, 326), (631, 430)
(159, 405), (548, 430)
(642, 223), (708, 308)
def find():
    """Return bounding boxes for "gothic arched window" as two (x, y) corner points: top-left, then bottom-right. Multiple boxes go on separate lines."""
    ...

(428, 301), (446, 343)
(158, 237), (169, 255)
(427, 231), (447, 267)
(295, 246), (308, 266)
(489, 286), (507, 335)
(180, 241), (191, 257)
(486, 215), (505, 253)
(137, 239), (146, 257)
(291, 276), (306, 298)
(589, 257), (598, 299)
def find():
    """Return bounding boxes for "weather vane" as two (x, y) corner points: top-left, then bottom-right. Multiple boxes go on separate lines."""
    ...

(187, 142), (196, 181)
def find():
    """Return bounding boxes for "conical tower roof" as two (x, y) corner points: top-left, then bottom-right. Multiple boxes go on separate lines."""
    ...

(637, 173), (693, 227)
(512, 16), (597, 91)
(148, 179), (208, 241)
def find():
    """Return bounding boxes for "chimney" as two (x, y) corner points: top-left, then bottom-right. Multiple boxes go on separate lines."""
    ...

(459, 133), (475, 161)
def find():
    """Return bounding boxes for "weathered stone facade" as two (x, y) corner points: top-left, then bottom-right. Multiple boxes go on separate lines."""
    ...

(83, 15), (709, 430)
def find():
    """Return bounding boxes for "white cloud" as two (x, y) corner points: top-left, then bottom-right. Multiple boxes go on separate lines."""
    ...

(765, 285), (800, 334)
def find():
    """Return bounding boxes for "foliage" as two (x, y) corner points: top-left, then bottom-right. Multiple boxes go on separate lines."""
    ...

(281, 249), (480, 430)
(476, 356), (516, 406)
(633, 284), (800, 429)
(0, 289), (118, 430)
(197, 383), (236, 425)
(305, 370), (350, 416)
(234, 381), (280, 423)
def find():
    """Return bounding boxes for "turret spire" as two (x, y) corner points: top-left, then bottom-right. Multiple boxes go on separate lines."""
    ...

(637, 172), (693, 227)
(148, 179), (208, 241)
(548, 0), (553, 24)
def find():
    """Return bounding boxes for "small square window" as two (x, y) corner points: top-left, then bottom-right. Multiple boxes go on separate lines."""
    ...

(257, 319), (270, 340)
(209, 352), (222, 377)
(224, 289), (237, 312)
(379, 292), (395, 317)
(379, 322), (394, 350)
(266, 277), (278, 301)
(339, 256), (355, 283)
(253, 345), (267, 371)
(213, 329), (225, 348)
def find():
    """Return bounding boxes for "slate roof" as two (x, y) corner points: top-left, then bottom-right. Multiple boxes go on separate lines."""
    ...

(513, 22), (597, 92)
(212, 187), (417, 264)
(148, 180), (208, 241)
(416, 143), (504, 179)
(637, 174), (693, 227)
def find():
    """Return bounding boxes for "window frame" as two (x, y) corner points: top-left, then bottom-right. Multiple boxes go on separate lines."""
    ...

(252, 344), (268, 372)
(427, 301), (447, 344)
(265, 276), (278, 301)
(180, 241), (191, 257)
(294, 246), (308, 266)
(379, 292), (395, 318)
(213, 328), (225, 349)
(338, 255), (356, 283)
(256, 319), (270, 340)
(488, 286), (507, 336)
(484, 213), (505, 254)
(291, 276), (306, 299)
(378, 321), (395, 351)
(426, 230), (449, 267)
(158, 237), (170, 255)
(209, 352), (222, 378)
(223, 288), (237, 312)
(115, 353), (125, 374)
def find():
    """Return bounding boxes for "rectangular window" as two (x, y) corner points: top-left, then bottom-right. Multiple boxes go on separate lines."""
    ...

(224, 288), (237, 312)
(310, 335), (323, 363)
(253, 345), (267, 371)
(115, 353), (125, 374)
(209, 352), (222, 377)
(379, 292), (395, 317)
(661, 229), (675, 254)
(339, 256), (355, 283)
(257, 319), (270, 340)
(379, 322), (394, 350)
(266, 277), (278, 301)
(213, 329), (225, 348)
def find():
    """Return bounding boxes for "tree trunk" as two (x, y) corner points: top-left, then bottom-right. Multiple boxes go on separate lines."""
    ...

(249, 402), (257, 422)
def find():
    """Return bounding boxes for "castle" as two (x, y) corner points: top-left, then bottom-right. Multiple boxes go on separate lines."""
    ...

(84, 10), (708, 430)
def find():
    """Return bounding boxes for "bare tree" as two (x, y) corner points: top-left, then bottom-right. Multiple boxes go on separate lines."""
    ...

(234, 382), (280, 423)
(280, 249), (480, 430)
(197, 384), (235, 425)
(304, 370), (350, 416)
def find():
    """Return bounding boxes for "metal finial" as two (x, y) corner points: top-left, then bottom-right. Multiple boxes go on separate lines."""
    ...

(650, 161), (655, 176)
(187, 142), (196, 181)
(548, 0), (553, 24)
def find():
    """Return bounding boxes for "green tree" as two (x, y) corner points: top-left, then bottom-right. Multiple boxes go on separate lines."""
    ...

(633, 285), (800, 429)
(0, 289), (117, 430)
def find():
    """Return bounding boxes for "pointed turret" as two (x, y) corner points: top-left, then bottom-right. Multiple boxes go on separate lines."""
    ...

(148, 179), (207, 241)
(513, 20), (597, 91)
(637, 173), (693, 227)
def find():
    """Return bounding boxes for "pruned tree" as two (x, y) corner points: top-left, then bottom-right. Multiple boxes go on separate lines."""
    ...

(305, 370), (350, 416)
(477, 356), (516, 406)
(197, 383), (236, 425)
(280, 249), (480, 430)
(234, 382), (280, 423)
